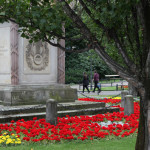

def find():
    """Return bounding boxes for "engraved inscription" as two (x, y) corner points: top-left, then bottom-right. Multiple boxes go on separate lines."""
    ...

(26, 41), (49, 71)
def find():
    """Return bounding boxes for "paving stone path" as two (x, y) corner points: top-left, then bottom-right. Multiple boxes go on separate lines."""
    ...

(70, 81), (128, 97)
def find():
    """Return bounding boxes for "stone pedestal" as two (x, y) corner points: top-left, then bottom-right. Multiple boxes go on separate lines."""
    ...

(0, 22), (77, 106)
(0, 84), (77, 106)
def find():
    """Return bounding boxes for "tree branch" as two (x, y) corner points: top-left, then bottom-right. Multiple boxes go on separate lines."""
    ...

(132, 6), (143, 69)
(0, 15), (17, 23)
(94, 44), (144, 91)
(78, 0), (107, 32)
(58, 0), (93, 41)
(58, 0), (138, 77)
(79, 0), (136, 73)
(112, 31), (136, 72)
(132, 7), (141, 52)
(44, 35), (92, 53)
(138, 1), (150, 66)
(125, 16), (134, 51)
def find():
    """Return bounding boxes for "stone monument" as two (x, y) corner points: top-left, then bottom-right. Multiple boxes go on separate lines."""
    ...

(0, 22), (77, 105)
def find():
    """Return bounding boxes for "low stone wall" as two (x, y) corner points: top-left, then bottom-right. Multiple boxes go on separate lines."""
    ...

(0, 84), (77, 106)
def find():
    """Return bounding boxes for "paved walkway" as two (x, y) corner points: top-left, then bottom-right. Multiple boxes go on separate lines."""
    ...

(70, 81), (128, 97)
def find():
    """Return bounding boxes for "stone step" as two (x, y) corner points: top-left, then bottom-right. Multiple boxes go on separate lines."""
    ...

(58, 107), (119, 117)
(0, 112), (46, 123)
(0, 105), (46, 115)
(57, 102), (105, 111)
(0, 102), (105, 115)
(0, 107), (119, 123)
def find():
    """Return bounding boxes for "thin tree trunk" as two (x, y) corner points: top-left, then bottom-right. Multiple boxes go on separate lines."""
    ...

(146, 78), (150, 150)
(148, 100), (150, 150)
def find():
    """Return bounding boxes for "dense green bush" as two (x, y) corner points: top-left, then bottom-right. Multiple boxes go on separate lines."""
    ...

(65, 69), (84, 84)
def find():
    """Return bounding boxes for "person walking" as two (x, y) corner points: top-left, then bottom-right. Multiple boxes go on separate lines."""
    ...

(82, 72), (90, 93)
(93, 70), (101, 93)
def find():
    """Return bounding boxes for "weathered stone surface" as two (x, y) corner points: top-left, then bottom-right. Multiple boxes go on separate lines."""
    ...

(0, 23), (11, 84)
(20, 38), (58, 85)
(0, 21), (63, 85)
(124, 95), (134, 116)
(57, 102), (105, 111)
(0, 104), (46, 115)
(0, 101), (105, 115)
(0, 84), (78, 106)
(0, 101), (118, 123)
(121, 90), (129, 108)
(46, 99), (57, 125)
(57, 107), (119, 117)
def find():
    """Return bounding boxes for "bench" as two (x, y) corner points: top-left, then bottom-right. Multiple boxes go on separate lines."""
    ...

(105, 75), (120, 79)
(105, 75), (123, 86)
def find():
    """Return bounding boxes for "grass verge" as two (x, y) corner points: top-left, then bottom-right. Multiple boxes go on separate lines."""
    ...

(0, 135), (136, 150)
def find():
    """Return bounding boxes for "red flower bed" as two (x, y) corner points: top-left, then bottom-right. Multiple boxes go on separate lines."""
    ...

(78, 97), (121, 104)
(0, 98), (139, 143)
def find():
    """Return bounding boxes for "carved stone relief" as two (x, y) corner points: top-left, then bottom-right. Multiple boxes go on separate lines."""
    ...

(26, 41), (49, 71)
(57, 39), (65, 83)
(10, 22), (19, 85)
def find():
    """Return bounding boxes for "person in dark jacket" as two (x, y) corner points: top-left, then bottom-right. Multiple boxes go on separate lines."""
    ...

(83, 72), (90, 93)
(93, 70), (100, 93)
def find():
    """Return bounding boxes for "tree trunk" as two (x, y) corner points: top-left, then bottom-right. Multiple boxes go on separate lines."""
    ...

(135, 78), (150, 150)
(135, 96), (145, 150)
(146, 78), (150, 150)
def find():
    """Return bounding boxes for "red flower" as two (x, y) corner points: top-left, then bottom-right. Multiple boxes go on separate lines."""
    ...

(33, 117), (37, 120)
(11, 120), (15, 123)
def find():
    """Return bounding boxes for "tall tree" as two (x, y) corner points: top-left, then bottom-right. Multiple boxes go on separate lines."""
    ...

(0, 0), (150, 149)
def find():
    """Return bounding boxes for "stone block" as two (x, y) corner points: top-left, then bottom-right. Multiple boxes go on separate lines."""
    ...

(46, 99), (57, 125)
(124, 95), (134, 116)
(121, 90), (129, 108)
(0, 84), (77, 106)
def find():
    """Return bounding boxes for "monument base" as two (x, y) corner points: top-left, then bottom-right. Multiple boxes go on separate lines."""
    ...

(0, 84), (78, 106)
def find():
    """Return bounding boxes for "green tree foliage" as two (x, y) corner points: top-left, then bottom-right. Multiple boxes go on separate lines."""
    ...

(65, 50), (113, 84)
(65, 23), (113, 84)
(0, 0), (69, 44)
(0, 0), (150, 149)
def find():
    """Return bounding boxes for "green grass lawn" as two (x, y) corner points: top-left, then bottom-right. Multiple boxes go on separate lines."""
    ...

(101, 86), (117, 91)
(0, 136), (136, 150)
(101, 86), (128, 91)
(100, 79), (122, 83)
